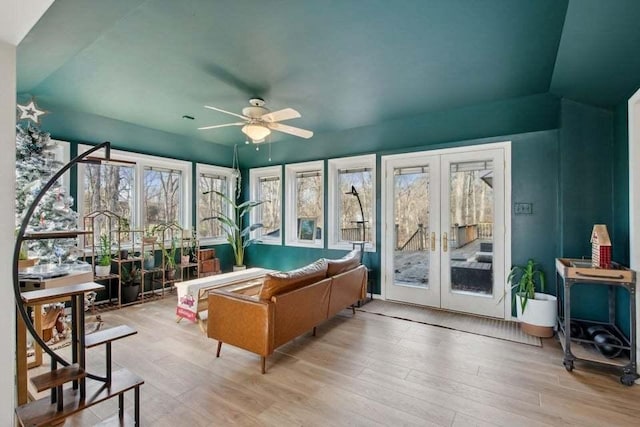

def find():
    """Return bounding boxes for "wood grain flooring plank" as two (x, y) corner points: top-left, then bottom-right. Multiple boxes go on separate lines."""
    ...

(61, 297), (640, 426)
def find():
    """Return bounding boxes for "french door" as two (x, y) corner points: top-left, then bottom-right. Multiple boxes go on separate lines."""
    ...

(382, 144), (508, 319)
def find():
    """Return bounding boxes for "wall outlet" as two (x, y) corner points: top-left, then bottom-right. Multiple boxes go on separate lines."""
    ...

(514, 202), (533, 215)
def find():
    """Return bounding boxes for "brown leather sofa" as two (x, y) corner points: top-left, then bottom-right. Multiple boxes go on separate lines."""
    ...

(207, 250), (367, 373)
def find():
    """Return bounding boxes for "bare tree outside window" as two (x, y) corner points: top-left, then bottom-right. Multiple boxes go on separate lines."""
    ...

(394, 167), (430, 249)
(83, 164), (134, 239)
(144, 166), (181, 229)
(258, 176), (280, 237)
(338, 168), (373, 243)
(198, 173), (226, 239)
(296, 171), (323, 238)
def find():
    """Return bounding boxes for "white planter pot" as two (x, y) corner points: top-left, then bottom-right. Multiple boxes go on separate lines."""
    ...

(232, 265), (246, 272)
(95, 265), (111, 277)
(516, 292), (557, 337)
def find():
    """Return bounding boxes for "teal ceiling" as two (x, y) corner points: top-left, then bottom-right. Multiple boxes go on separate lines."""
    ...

(16, 0), (640, 147)
(550, 0), (640, 108)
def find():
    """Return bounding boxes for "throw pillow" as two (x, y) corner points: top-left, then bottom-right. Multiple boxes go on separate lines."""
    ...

(258, 259), (328, 300)
(326, 249), (361, 277)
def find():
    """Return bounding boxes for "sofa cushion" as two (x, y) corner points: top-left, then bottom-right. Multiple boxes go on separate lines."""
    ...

(326, 249), (361, 277)
(258, 259), (328, 301)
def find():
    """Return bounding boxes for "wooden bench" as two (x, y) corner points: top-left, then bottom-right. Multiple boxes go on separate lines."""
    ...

(175, 268), (274, 332)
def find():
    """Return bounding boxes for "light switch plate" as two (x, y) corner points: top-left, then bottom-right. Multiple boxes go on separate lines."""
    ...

(514, 202), (533, 215)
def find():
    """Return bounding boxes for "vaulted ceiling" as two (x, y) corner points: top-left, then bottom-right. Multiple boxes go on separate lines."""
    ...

(17, 0), (640, 147)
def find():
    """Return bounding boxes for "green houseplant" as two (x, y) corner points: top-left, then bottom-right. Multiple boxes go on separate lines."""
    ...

(508, 259), (556, 337)
(121, 265), (141, 304)
(204, 190), (264, 270)
(95, 233), (112, 277)
(162, 237), (178, 280)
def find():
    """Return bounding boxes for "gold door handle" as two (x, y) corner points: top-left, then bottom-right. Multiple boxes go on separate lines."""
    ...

(442, 232), (448, 252)
(430, 232), (436, 251)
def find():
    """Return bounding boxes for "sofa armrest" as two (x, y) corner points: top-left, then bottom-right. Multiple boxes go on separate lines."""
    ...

(207, 289), (274, 357)
(327, 265), (367, 318)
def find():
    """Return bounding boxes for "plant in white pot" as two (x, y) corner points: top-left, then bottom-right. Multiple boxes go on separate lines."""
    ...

(203, 190), (264, 271)
(509, 259), (557, 338)
(95, 233), (112, 277)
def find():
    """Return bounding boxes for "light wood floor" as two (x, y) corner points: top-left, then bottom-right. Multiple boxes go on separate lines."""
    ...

(60, 297), (640, 426)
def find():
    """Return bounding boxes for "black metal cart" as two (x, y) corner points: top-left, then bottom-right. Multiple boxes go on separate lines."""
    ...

(556, 258), (638, 386)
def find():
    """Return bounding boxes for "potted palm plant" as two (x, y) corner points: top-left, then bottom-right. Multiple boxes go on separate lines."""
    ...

(508, 259), (557, 338)
(203, 190), (264, 270)
(95, 233), (112, 277)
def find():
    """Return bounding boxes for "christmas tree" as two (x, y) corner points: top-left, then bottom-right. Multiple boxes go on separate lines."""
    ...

(15, 124), (78, 263)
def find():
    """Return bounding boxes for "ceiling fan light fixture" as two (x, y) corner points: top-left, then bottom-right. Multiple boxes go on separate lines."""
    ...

(241, 123), (271, 141)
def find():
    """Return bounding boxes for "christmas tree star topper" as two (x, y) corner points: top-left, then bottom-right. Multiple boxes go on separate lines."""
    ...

(17, 98), (48, 124)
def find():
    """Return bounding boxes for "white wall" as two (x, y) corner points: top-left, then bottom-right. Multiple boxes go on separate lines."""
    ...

(629, 89), (640, 373)
(0, 1), (54, 422)
(0, 39), (17, 426)
(0, 0), (54, 45)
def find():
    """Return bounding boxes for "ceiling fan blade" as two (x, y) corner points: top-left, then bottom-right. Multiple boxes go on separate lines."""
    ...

(198, 122), (244, 130)
(261, 108), (301, 123)
(268, 122), (314, 139)
(204, 105), (248, 120)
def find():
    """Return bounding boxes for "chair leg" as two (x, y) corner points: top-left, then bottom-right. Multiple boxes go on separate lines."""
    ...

(216, 341), (222, 358)
(261, 356), (266, 374)
(312, 327), (317, 337)
(352, 305), (356, 315)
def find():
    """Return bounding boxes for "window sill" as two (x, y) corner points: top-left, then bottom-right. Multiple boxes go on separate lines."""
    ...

(285, 240), (324, 249)
(255, 239), (282, 246)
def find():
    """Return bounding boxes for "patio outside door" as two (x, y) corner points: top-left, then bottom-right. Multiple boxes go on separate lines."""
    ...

(382, 145), (508, 319)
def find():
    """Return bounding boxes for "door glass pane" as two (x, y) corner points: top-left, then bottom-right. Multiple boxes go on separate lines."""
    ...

(449, 160), (494, 296)
(393, 166), (430, 287)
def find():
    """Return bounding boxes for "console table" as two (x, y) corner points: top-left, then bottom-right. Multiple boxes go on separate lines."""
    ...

(556, 258), (638, 386)
(175, 268), (274, 332)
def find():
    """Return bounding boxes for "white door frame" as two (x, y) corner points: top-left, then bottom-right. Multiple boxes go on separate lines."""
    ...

(381, 141), (512, 320)
(629, 88), (640, 373)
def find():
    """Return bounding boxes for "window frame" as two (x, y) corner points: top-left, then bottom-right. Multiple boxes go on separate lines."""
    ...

(195, 163), (235, 245)
(77, 145), (192, 239)
(284, 160), (325, 248)
(249, 165), (282, 245)
(328, 154), (376, 252)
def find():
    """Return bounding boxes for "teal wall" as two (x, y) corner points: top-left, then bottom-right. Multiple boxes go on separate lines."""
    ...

(28, 101), (239, 270)
(613, 102), (631, 337)
(241, 94), (563, 303)
(239, 93), (560, 168)
(33, 92), (633, 329)
(558, 99), (615, 322)
(245, 129), (561, 302)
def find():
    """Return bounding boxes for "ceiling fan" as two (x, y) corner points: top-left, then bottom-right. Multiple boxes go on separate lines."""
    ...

(198, 98), (313, 142)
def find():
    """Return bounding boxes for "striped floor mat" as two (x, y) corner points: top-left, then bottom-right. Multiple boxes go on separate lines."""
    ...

(358, 299), (542, 347)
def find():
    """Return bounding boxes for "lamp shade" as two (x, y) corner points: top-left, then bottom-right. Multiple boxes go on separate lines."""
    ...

(241, 124), (271, 141)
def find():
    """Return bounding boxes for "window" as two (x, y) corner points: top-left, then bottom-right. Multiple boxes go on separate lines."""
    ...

(143, 166), (182, 228)
(196, 164), (235, 243)
(83, 162), (135, 227)
(78, 145), (191, 239)
(249, 166), (282, 244)
(328, 154), (376, 251)
(285, 161), (324, 247)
